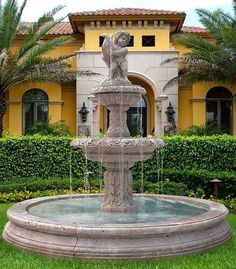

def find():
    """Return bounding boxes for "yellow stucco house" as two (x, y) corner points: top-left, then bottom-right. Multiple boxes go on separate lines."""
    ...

(3, 8), (236, 136)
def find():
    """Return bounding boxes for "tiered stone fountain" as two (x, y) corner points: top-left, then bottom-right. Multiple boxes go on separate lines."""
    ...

(73, 31), (164, 212)
(3, 31), (231, 260)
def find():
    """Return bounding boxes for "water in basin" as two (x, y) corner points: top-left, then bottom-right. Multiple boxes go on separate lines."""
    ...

(28, 196), (208, 225)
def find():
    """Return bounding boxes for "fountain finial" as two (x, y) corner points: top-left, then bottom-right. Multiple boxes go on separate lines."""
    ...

(101, 31), (132, 85)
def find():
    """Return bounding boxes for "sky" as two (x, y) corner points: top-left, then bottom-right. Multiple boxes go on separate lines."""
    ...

(2, 0), (234, 26)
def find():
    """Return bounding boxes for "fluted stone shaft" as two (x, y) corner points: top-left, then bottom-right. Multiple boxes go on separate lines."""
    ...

(101, 162), (136, 212)
(106, 105), (130, 137)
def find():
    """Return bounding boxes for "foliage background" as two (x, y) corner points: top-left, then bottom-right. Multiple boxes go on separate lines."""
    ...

(0, 135), (235, 197)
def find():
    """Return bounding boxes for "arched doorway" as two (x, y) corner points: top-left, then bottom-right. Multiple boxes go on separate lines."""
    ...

(206, 87), (232, 133)
(22, 89), (49, 133)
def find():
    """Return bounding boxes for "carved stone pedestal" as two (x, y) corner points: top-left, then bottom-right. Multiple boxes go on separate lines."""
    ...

(106, 105), (130, 137)
(101, 162), (137, 212)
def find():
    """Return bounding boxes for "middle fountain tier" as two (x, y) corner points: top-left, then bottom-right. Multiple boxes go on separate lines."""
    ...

(72, 31), (164, 212)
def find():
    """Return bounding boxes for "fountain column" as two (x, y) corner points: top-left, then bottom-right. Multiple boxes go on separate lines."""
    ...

(101, 162), (135, 212)
(106, 104), (130, 137)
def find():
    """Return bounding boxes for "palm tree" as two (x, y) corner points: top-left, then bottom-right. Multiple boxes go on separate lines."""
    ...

(163, 0), (236, 89)
(0, 0), (90, 137)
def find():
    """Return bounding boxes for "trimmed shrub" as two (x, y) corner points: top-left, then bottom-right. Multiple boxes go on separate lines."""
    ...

(0, 135), (102, 181)
(0, 177), (101, 193)
(133, 179), (190, 196)
(178, 124), (227, 136)
(162, 135), (236, 172)
(0, 135), (235, 197)
(25, 120), (71, 136)
(142, 169), (236, 197)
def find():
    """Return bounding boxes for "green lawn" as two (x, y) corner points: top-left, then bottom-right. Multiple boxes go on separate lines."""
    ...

(0, 203), (236, 269)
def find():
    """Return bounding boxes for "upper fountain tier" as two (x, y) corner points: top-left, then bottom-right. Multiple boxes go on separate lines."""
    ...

(93, 84), (145, 137)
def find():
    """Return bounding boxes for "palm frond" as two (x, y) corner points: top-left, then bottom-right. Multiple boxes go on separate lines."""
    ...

(0, 0), (18, 49)
(37, 5), (65, 25)
(16, 19), (65, 60)
(233, 0), (236, 17)
(173, 34), (219, 52)
(196, 8), (228, 43)
(20, 36), (73, 64)
(164, 1), (236, 90)
(0, 1), (95, 97)
(15, 5), (66, 61)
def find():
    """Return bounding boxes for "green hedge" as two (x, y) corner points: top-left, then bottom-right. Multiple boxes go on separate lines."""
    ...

(2, 169), (234, 198)
(162, 135), (236, 171)
(143, 169), (236, 197)
(0, 135), (235, 197)
(0, 135), (101, 181)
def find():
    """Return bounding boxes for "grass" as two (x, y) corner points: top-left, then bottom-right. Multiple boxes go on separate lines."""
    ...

(0, 203), (235, 269)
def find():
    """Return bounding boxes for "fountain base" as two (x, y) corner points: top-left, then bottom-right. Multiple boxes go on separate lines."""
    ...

(3, 194), (231, 260)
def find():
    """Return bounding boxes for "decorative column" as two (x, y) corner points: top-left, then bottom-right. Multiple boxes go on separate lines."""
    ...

(101, 161), (136, 212)
(106, 105), (130, 137)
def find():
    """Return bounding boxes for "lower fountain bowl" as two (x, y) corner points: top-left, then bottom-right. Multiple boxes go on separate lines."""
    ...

(3, 194), (231, 260)
(71, 137), (164, 162)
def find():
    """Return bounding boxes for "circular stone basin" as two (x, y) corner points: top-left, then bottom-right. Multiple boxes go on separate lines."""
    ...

(28, 196), (208, 224)
(3, 194), (231, 260)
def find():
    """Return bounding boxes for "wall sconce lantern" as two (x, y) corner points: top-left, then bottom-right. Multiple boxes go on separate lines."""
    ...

(79, 102), (89, 123)
(165, 102), (175, 123)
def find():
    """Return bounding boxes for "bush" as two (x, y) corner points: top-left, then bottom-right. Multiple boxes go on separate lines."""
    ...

(0, 177), (101, 193)
(0, 135), (235, 198)
(0, 188), (100, 203)
(179, 123), (228, 136)
(209, 197), (236, 210)
(143, 169), (236, 197)
(25, 120), (71, 136)
(0, 135), (102, 180)
(161, 135), (236, 172)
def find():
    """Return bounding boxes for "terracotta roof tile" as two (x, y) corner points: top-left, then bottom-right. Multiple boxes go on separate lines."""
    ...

(47, 22), (73, 35)
(18, 22), (73, 36)
(69, 8), (185, 17)
(181, 26), (208, 33)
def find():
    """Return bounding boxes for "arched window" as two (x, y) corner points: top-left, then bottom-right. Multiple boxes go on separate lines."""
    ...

(206, 87), (232, 133)
(22, 89), (49, 133)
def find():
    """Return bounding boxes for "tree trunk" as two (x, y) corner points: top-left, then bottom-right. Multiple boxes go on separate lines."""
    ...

(0, 94), (6, 138)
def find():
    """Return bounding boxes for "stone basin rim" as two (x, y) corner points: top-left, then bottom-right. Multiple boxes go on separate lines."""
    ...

(92, 84), (146, 94)
(71, 137), (164, 148)
(6, 194), (228, 236)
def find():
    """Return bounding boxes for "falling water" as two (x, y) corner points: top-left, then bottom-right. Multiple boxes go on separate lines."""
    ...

(160, 147), (164, 195)
(139, 96), (144, 137)
(98, 143), (104, 193)
(119, 141), (125, 206)
(135, 95), (144, 137)
(69, 149), (73, 196)
(156, 149), (161, 194)
(139, 140), (144, 194)
(83, 141), (89, 192)
(136, 96), (140, 136)
(119, 90), (125, 206)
